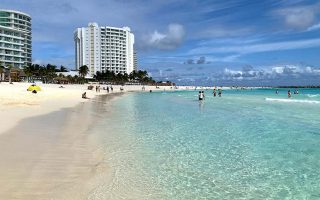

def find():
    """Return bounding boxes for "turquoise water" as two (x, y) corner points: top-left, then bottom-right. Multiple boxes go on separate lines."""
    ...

(92, 89), (320, 199)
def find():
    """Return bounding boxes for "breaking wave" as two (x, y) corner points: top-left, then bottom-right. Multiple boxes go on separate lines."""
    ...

(265, 98), (320, 104)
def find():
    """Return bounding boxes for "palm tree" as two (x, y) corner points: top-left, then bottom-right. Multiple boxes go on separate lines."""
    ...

(7, 64), (13, 84)
(23, 65), (33, 82)
(0, 61), (4, 82)
(45, 64), (57, 83)
(59, 65), (68, 72)
(0, 66), (4, 82)
(79, 65), (89, 78)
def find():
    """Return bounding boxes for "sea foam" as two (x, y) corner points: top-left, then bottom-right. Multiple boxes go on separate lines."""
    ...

(306, 94), (320, 98)
(265, 98), (320, 104)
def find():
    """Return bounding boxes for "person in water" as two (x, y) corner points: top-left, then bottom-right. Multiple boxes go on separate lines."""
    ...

(218, 89), (222, 97)
(276, 90), (279, 94)
(198, 91), (204, 100)
(213, 88), (216, 97)
(288, 90), (291, 98)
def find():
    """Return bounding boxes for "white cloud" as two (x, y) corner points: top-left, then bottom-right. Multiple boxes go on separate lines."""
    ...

(189, 38), (320, 55)
(222, 64), (320, 82)
(146, 24), (185, 50)
(197, 27), (253, 38)
(307, 23), (320, 31)
(273, 3), (320, 30)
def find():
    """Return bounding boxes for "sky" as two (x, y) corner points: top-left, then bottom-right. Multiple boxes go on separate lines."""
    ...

(2, 0), (320, 86)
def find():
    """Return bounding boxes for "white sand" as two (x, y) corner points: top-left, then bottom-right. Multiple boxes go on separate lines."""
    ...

(0, 82), (195, 199)
(0, 82), (194, 135)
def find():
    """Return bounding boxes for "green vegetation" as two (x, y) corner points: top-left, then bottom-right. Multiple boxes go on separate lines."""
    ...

(94, 70), (155, 85)
(0, 63), (172, 85)
(78, 65), (89, 78)
(20, 64), (160, 85)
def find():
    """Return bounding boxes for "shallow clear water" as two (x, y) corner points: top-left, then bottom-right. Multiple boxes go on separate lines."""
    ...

(92, 88), (320, 199)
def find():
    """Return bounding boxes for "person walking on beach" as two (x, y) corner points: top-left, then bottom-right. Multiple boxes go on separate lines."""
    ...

(106, 86), (109, 93)
(111, 86), (113, 92)
(288, 90), (291, 98)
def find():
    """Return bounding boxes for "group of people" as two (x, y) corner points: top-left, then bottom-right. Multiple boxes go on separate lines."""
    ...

(288, 89), (299, 98)
(198, 88), (223, 101)
(276, 89), (299, 98)
(213, 88), (222, 97)
(103, 86), (113, 93)
(83, 85), (115, 98)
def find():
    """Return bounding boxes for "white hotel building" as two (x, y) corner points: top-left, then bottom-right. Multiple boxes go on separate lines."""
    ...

(74, 23), (135, 77)
(0, 10), (32, 68)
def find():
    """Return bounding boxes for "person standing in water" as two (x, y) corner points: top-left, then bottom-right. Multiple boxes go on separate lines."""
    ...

(276, 89), (279, 94)
(288, 90), (291, 98)
(198, 91), (204, 100)
(213, 88), (216, 97)
(218, 89), (222, 97)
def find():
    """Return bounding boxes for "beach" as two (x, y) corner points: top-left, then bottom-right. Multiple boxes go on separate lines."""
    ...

(0, 82), (189, 135)
(0, 82), (190, 199)
(2, 84), (318, 199)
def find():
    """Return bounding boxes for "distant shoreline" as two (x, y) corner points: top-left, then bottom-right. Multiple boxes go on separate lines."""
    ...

(275, 86), (320, 88)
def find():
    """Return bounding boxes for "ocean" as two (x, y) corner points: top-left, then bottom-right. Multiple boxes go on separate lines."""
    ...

(89, 88), (320, 199)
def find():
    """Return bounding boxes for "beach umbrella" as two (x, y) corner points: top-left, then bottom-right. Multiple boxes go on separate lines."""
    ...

(27, 85), (41, 91)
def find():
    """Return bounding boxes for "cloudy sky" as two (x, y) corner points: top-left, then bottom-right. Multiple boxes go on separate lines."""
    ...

(2, 0), (320, 85)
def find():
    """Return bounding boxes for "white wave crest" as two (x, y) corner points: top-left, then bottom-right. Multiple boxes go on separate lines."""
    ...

(265, 98), (320, 104)
(306, 94), (320, 98)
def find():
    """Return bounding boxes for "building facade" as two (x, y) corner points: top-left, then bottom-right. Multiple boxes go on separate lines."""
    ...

(133, 50), (138, 71)
(0, 10), (32, 68)
(74, 23), (135, 77)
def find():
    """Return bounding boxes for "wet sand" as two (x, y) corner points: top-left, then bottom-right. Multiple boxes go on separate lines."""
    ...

(0, 94), (122, 199)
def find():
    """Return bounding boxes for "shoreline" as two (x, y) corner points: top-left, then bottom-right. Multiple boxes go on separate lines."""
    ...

(0, 92), (125, 199)
(0, 82), (193, 199)
(0, 82), (195, 135)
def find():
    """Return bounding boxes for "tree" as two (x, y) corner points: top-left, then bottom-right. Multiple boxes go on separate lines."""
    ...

(59, 65), (68, 72)
(0, 61), (4, 82)
(7, 64), (13, 84)
(79, 65), (89, 78)
(0, 66), (3, 82)
(23, 65), (33, 82)
(45, 64), (57, 83)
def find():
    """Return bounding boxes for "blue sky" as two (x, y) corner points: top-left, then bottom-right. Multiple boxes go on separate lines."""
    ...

(2, 0), (320, 85)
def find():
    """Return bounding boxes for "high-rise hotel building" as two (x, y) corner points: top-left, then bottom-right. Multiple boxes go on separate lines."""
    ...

(0, 10), (32, 68)
(74, 23), (135, 77)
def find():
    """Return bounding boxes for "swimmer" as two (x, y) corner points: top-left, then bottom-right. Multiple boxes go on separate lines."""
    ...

(198, 91), (204, 100)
